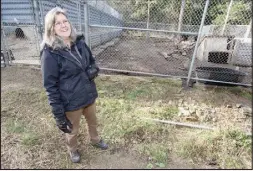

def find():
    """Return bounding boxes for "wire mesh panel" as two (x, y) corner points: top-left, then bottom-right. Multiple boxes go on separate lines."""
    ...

(1, 0), (34, 25)
(91, 0), (206, 78)
(39, 0), (58, 27)
(39, 0), (82, 33)
(192, 0), (252, 86)
(1, 25), (40, 60)
(88, 0), (123, 48)
(61, 0), (81, 32)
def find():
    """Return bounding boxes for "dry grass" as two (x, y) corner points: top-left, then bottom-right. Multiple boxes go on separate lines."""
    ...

(1, 65), (252, 169)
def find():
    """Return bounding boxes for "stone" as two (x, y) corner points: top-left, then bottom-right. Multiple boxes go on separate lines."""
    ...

(196, 109), (204, 117)
(182, 52), (187, 56)
(201, 103), (207, 108)
(240, 107), (252, 116)
(215, 107), (220, 112)
(168, 100), (173, 105)
(185, 116), (198, 122)
(211, 109), (216, 114)
(178, 107), (190, 116)
(189, 106), (196, 114)
(203, 114), (213, 122)
(227, 104), (232, 108)
(148, 157), (153, 161)
(159, 52), (168, 59)
(205, 108), (213, 114)
(183, 102), (188, 107)
(191, 100), (196, 104)
(212, 117), (217, 122)
(178, 99), (184, 106)
(236, 104), (243, 108)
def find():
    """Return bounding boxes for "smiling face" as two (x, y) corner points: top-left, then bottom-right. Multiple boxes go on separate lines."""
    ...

(54, 13), (71, 39)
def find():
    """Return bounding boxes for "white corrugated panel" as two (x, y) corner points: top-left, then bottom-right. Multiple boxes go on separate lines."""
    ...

(1, 0), (34, 24)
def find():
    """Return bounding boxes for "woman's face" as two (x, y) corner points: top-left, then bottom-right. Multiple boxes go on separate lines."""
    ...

(54, 13), (71, 39)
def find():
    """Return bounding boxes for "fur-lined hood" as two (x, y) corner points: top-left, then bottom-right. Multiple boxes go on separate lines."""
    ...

(40, 33), (84, 51)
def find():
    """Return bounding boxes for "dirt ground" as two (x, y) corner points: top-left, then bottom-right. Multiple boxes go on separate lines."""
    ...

(96, 35), (252, 85)
(0, 66), (212, 169)
(1, 65), (252, 169)
(96, 36), (191, 77)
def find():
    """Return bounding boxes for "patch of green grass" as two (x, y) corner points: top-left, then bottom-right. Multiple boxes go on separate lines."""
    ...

(146, 163), (154, 169)
(150, 106), (178, 120)
(97, 98), (158, 144)
(6, 119), (25, 134)
(96, 75), (181, 102)
(97, 97), (176, 145)
(240, 91), (252, 100)
(21, 132), (40, 146)
(138, 142), (168, 165)
(39, 90), (48, 101)
(224, 129), (251, 149)
(150, 77), (181, 87)
(226, 87), (252, 100)
(125, 87), (150, 100)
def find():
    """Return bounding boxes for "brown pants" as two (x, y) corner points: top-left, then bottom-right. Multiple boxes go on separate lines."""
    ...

(65, 102), (100, 152)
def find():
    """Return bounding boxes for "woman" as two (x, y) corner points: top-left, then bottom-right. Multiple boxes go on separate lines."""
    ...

(40, 7), (108, 163)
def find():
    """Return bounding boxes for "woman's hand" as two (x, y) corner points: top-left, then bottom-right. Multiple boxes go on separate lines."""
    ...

(55, 116), (73, 133)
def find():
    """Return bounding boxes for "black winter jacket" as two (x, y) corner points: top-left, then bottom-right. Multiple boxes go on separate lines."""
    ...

(41, 35), (98, 119)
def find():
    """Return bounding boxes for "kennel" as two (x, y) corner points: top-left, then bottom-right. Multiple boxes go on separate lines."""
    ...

(196, 36), (233, 64)
(195, 67), (247, 83)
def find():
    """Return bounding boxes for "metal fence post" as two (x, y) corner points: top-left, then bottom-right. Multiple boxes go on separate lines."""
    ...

(244, 20), (252, 38)
(177, 0), (186, 33)
(32, 0), (43, 42)
(84, 0), (90, 47)
(1, 26), (10, 66)
(221, 0), (233, 35)
(186, 0), (210, 86)
(77, 2), (82, 33)
(146, 0), (150, 39)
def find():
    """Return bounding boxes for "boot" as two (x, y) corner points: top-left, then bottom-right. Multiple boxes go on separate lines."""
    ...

(69, 150), (81, 163)
(91, 139), (108, 150)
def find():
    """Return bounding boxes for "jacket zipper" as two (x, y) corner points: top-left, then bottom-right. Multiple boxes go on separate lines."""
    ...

(68, 49), (82, 67)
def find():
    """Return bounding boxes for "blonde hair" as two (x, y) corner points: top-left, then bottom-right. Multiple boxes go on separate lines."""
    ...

(40, 7), (77, 50)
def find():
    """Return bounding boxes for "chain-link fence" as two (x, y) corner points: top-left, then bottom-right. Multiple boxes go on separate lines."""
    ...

(1, 0), (252, 87)
(93, 0), (206, 80)
(1, 25), (40, 61)
(191, 0), (252, 86)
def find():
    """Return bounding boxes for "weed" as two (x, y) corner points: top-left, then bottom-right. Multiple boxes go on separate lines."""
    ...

(138, 143), (168, 164)
(155, 162), (166, 168)
(146, 163), (154, 169)
(21, 133), (40, 146)
(225, 129), (251, 149)
(6, 119), (25, 134)
(226, 87), (252, 100)
(150, 106), (178, 120)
